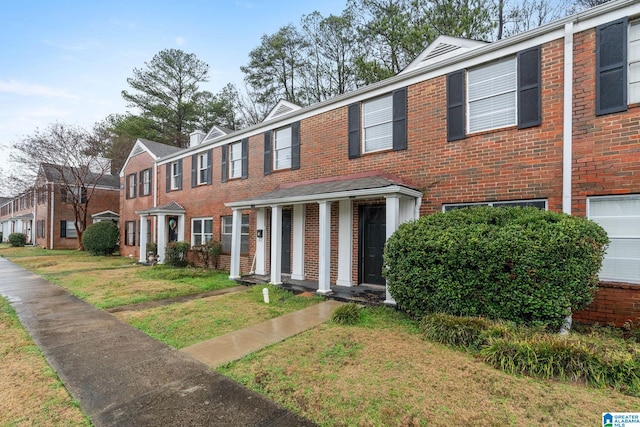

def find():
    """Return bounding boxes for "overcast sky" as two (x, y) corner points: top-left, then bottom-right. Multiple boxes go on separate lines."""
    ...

(0, 0), (346, 183)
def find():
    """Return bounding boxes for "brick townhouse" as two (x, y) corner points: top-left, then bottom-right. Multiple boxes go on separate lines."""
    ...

(1, 163), (120, 249)
(119, 0), (640, 325)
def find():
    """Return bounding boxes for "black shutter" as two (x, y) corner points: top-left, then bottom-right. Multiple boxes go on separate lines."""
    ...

(206, 149), (213, 185)
(177, 159), (183, 190)
(392, 87), (407, 151)
(517, 45), (542, 129)
(165, 163), (171, 192)
(60, 188), (68, 203)
(596, 17), (628, 116)
(291, 122), (300, 170)
(60, 220), (66, 238)
(81, 187), (87, 203)
(139, 171), (144, 196)
(264, 131), (272, 176)
(221, 145), (228, 183)
(191, 154), (197, 187)
(348, 102), (360, 158)
(132, 174), (137, 198)
(125, 176), (130, 200)
(241, 138), (249, 179)
(447, 70), (466, 141)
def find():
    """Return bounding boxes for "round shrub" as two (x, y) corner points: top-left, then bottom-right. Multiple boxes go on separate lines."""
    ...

(8, 233), (27, 247)
(165, 241), (191, 267)
(384, 206), (609, 328)
(82, 221), (119, 256)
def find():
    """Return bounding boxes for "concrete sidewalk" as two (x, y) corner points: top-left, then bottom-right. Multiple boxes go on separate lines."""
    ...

(183, 300), (343, 367)
(0, 257), (317, 426)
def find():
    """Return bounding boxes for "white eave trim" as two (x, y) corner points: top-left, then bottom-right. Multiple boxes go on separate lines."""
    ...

(119, 139), (158, 177)
(225, 185), (423, 209)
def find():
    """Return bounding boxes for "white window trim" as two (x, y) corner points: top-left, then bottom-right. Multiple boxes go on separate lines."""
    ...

(128, 174), (136, 198)
(466, 57), (517, 134)
(197, 153), (208, 185)
(66, 220), (78, 239)
(229, 141), (243, 179)
(191, 217), (213, 246)
(629, 19), (640, 104)
(142, 169), (151, 196)
(362, 94), (393, 154)
(273, 127), (292, 170)
(171, 162), (180, 190)
(221, 214), (249, 253)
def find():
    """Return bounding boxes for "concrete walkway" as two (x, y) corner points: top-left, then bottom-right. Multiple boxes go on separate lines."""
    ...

(0, 257), (317, 426)
(183, 300), (343, 367)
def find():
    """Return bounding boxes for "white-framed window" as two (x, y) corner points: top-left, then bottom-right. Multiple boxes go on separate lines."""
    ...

(229, 141), (243, 179)
(192, 218), (213, 246)
(443, 199), (547, 212)
(124, 221), (136, 246)
(274, 127), (292, 170)
(197, 153), (208, 185)
(141, 169), (151, 196)
(65, 220), (78, 238)
(171, 161), (181, 190)
(588, 195), (640, 283)
(127, 173), (136, 199)
(629, 20), (640, 104)
(221, 214), (249, 253)
(362, 94), (393, 153)
(467, 57), (517, 134)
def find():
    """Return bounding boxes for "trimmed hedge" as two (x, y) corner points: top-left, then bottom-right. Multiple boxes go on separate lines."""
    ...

(165, 241), (190, 267)
(82, 221), (119, 256)
(384, 206), (609, 327)
(8, 233), (27, 247)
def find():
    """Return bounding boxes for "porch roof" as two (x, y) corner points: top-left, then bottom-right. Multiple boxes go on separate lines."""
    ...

(136, 201), (185, 215)
(14, 213), (34, 220)
(226, 172), (423, 209)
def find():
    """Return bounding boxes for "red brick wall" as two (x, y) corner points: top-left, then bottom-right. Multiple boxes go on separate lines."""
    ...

(570, 26), (640, 325)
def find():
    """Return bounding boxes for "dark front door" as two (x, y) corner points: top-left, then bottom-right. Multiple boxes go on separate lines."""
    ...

(168, 216), (179, 243)
(281, 210), (292, 274)
(359, 205), (386, 285)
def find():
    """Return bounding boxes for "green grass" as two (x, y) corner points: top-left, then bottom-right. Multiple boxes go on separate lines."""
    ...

(115, 285), (323, 348)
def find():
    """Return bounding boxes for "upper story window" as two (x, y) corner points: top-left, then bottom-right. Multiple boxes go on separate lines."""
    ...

(467, 57), (516, 134)
(348, 88), (407, 159)
(629, 20), (639, 104)
(274, 127), (292, 170)
(229, 141), (243, 179)
(169, 160), (182, 191)
(362, 95), (393, 153)
(140, 168), (151, 196)
(127, 173), (137, 199)
(197, 153), (208, 185)
(447, 46), (541, 141)
(264, 123), (300, 176)
(596, 18), (639, 115)
(192, 218), (213, 246)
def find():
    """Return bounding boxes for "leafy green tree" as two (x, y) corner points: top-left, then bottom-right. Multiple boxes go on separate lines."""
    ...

(241, 24), (308, 107)
(122, 49), (209, 148)
(194, 83), (243, 131)
(423, 0), (496, 40)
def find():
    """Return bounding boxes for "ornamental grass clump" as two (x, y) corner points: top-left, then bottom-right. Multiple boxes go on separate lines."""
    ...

(331, 303), (362, 325)
(384, 206), (609, 329)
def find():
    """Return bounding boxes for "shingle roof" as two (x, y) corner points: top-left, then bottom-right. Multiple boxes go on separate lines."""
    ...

(138, 139), (182, 158)
(40, 163), (119, 189)
(135, 201), (185, 215)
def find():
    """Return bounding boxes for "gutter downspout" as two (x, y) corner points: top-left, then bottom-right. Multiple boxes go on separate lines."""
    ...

(560, 22), (575, 335)
(562, 21), (574, 215)
(49, 182), (55, 249)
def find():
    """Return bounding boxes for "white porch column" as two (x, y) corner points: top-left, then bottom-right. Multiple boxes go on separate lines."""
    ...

(270, 205), (283, 284)
(255, 208), (267, 275)
(385, 196), (401, 305)
(229, 209), (243, 279)
(291, 204), (306, 280)
(157, 214), (166, 264)
(336, 199), (353, 287)
(138, 214), (148, 263)
(317, 201), (332, 294)
(177, 214), (186, 241)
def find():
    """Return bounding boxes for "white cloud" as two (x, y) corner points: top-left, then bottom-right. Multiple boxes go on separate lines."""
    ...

(0, 80), (79, 99)
(175, 36), (187, 46)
